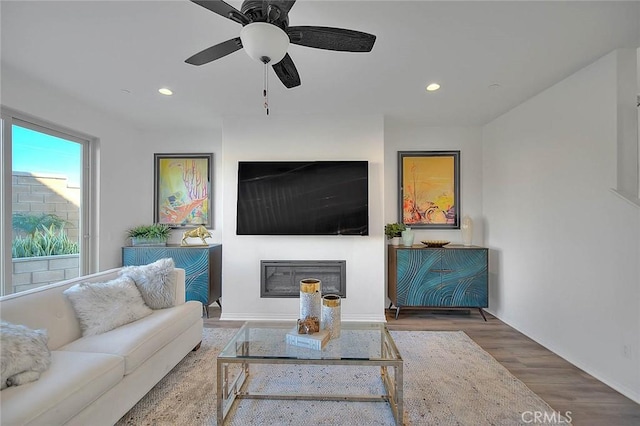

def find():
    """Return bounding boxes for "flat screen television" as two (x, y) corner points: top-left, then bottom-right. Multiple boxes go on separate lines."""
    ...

(237, 161), (369, 235)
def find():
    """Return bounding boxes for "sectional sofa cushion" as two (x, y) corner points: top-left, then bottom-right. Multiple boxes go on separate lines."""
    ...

(63, 276), (153, 336)
(58, 301), (202, 375)
(0, 351), (124, 426)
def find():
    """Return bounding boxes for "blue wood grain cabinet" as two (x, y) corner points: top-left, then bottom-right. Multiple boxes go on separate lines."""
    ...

(388, 245), (488, 320)
(122, 244), (222, 315)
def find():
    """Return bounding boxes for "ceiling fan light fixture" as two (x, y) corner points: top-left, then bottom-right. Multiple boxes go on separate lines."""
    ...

(240, 22), (289, 64)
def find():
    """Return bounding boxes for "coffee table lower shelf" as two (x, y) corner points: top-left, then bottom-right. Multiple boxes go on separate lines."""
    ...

(217, 358), (402, 425)
(216, 322), (403, 425)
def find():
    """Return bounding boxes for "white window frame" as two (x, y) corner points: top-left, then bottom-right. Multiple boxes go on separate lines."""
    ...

(0, 107), (98, 296)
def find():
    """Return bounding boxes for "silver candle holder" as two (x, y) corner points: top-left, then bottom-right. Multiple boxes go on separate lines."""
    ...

(322, 294), (341, 339)
(299, 278), (321, 321)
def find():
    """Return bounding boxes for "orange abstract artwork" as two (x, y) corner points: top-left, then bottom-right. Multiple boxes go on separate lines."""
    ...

(156, 155), (211, 227)
(400, 152), (459, 227)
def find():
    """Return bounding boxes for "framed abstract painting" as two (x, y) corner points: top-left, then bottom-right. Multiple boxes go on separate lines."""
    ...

(398, 151), (460, 229)
(154, 153), (213, 228)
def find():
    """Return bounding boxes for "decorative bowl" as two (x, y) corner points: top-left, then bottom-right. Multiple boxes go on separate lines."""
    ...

(421, 240), (450, 247)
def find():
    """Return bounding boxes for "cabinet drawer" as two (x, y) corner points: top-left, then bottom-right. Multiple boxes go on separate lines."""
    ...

(441, 249), (488, 307)
(396, 249), (440, 306)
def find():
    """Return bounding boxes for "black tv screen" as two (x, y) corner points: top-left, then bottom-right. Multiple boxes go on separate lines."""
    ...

(237, 161), (369, 235)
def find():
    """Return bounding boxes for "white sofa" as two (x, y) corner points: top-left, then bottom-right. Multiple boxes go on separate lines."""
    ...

(0, 267), (203, 426)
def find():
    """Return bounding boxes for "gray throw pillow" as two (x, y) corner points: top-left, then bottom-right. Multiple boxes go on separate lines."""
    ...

(63, 276), (153, 336)
(119, 258), (176, 309)
(1, 321), (51, 389)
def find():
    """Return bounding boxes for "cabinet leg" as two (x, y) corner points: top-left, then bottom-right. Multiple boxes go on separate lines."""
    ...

(216, 298), (222, 308)
(395, 307), (400, 320)
(388, 302), (393, 310)
(479, 308), (487, 322)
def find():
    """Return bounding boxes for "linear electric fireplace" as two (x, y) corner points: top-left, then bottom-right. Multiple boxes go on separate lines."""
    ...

(261, 260), (346, 298)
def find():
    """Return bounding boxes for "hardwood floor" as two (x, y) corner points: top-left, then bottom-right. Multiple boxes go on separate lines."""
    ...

(204, 306), (640, 426)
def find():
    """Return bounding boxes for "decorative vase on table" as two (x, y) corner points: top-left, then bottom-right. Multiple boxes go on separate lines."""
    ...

(322, 294), (341, 339)
(299, 278), (321, 321)
(401, 227), (414, 247)
(390, 236), (401, 246)
(461, 215), (473, 246)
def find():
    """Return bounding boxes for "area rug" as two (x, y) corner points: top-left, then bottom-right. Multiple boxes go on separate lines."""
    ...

(116, 328), (568, 425)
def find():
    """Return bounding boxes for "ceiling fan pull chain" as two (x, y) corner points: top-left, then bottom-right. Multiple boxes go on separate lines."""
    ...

(263, 62), (269, 116)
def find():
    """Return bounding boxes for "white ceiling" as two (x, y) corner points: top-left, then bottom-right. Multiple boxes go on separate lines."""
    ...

(1, 1), (638, 131)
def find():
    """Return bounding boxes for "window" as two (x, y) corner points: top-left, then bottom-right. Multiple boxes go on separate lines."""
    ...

(0, 108), (97, 295)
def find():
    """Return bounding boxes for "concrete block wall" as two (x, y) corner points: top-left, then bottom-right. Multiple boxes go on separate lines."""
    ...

(12, 171), (80, 243)
(11, 254), (79, 293)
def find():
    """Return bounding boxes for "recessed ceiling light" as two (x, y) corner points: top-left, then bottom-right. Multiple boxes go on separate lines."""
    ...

(159, 88), (173, 96)
(426, 83), (440, 92)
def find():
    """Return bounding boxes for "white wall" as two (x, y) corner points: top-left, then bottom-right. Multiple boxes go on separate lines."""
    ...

(483, 50), (640, 402)
(383, 124), (484, 246)
(220, 114), (386, 321)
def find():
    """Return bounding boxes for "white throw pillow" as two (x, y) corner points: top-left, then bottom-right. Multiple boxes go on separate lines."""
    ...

(120, 258), (176, 309)
(0, 321), (51, 390)
(63, 276), (153, 336)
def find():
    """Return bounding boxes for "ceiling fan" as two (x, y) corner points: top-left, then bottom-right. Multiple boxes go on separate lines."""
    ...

(185, 0), (377, 89)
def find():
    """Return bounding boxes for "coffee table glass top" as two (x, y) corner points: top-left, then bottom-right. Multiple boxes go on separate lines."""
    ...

(219, 321), (401, 361)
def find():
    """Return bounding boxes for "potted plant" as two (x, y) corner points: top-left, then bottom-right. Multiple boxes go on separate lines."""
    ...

(127, 223), (171, 246)
(384, 223), (406, 245)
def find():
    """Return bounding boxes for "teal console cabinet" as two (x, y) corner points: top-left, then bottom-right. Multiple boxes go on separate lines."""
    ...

(388, 245), (488, 320)
(122, 244), (222, 316)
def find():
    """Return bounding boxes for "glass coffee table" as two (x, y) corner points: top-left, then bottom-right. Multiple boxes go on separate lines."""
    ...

(217, 321), (403, 425)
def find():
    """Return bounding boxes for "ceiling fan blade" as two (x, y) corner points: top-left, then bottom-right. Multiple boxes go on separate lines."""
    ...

(272, 53), (301, 88)
(185, 38), (243, 65)
(191, 0), (250, 25)
(287, 26), (376, 52)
